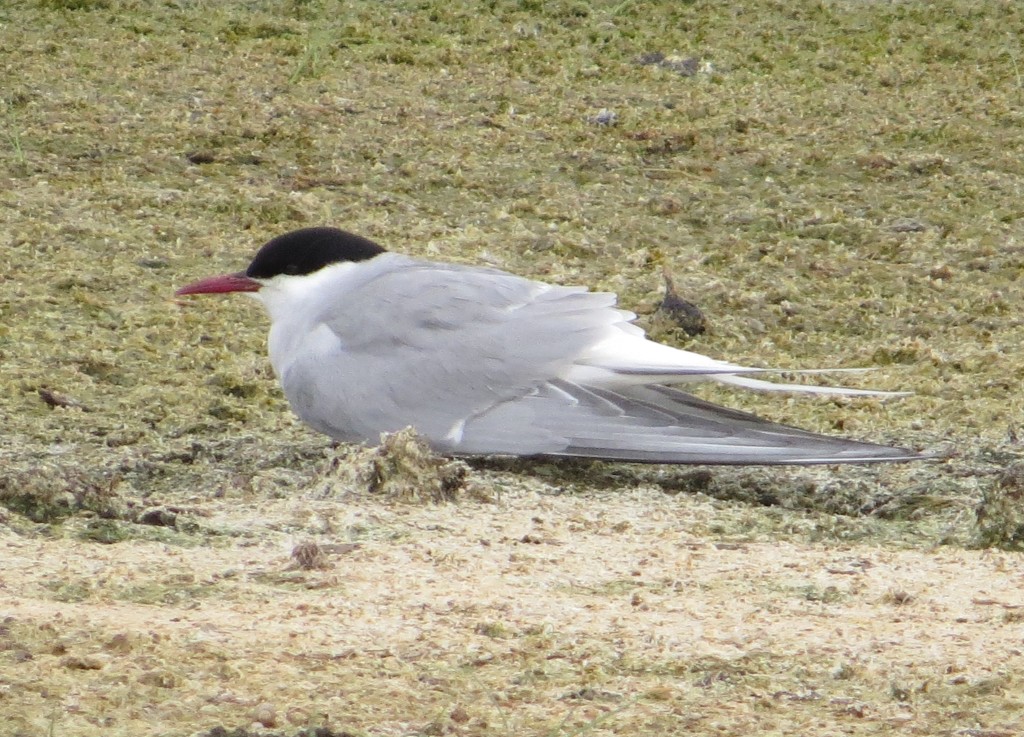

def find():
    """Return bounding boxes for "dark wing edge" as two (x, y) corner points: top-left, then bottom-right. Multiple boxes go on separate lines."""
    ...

(464, 380), (935, 466)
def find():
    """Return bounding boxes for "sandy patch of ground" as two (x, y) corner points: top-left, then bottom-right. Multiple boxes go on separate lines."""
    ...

(3, 474), (1022, 736)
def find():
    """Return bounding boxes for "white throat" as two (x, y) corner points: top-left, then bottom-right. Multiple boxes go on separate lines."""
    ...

(251, 257), (386, 379)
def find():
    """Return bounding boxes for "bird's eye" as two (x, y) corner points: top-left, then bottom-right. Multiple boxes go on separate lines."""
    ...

(283, 263), (301, 275)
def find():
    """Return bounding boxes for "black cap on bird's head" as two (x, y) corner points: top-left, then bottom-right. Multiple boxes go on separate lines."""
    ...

(176, 227), (387, 296)
(246, 227), (387, 279)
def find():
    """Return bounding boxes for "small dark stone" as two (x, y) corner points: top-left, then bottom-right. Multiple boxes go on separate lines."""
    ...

(636, 51), (665, 65)
(137, 257), (170, 269)
(664, 56), (700, 76)
(186, 151), (217, 164)
(590, 109), (618, 126)
(636, 51), (703, 76)
(890, 218), (927, 233)
(138, 507), (178, 527)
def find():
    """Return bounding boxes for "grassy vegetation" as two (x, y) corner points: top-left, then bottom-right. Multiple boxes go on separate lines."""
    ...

(3, 0), (1024, 735)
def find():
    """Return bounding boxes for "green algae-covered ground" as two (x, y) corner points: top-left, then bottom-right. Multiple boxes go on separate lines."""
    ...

(3, 2), (1024, 735)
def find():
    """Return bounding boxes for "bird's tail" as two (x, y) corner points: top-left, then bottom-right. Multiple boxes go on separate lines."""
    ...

(713, 369), (910, 397)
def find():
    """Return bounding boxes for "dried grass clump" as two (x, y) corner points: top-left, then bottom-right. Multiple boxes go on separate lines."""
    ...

(313, 428), (470, 503)
(289, 540), (331, 570)
(365, 428), (469, 503)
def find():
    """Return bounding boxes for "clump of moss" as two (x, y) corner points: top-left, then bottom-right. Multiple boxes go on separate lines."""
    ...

(76, 518), (131, 544)
(974, 462), (1024, 549)
(0, 465), (128, 523)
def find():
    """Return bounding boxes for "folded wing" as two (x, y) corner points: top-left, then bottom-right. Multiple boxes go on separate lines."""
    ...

(456, 380), (923, 464)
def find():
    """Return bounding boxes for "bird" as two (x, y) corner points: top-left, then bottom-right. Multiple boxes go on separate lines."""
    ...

(175, 226), (931, 465)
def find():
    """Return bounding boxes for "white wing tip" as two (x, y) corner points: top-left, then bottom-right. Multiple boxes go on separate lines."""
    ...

(715, 374), (911, 396)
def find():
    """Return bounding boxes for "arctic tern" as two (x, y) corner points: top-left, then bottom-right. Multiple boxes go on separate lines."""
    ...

(176, 227), (929, 465)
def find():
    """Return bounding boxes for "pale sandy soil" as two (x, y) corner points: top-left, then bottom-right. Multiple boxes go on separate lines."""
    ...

(3, 460), (1022, 736)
